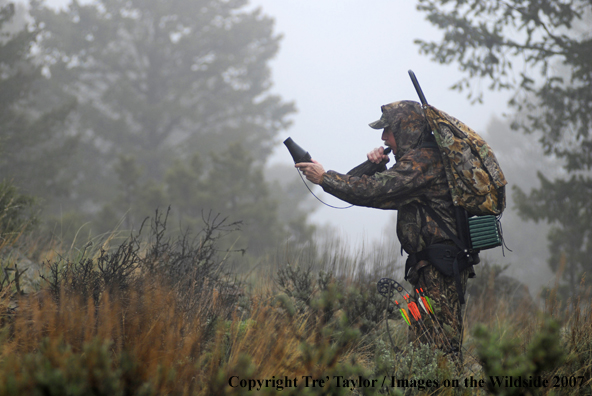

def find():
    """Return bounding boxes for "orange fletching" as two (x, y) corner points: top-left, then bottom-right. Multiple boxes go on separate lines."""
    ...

(395, 300), (411, 326)
(408, 302), (421, 321)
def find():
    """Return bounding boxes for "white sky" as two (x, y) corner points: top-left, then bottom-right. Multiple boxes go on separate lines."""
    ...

(43, 0), (513, 245)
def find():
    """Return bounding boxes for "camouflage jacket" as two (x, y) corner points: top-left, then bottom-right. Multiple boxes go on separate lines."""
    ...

(320, 143), (458, 255)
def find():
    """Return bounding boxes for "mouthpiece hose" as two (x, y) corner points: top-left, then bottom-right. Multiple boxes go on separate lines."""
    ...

(346, 146), (392, 178)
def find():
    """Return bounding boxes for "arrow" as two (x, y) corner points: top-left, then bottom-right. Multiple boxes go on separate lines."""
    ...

(420, 288), (434, 313)
(377, 278), (457, 358)
(395, 301), (411, 326)
(417, 288), (433, 315)
(403, 294), (438, 346)
(404, 294), (422, 321)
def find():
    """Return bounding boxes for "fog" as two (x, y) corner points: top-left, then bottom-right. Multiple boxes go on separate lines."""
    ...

(252, 0), (511, 240)
(244, 1), (554, 293)
(39, 0), (557, 294)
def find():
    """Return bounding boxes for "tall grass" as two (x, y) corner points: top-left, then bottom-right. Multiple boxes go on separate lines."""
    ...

(1, 216), (592, 395)
(0, 274), (376, 395)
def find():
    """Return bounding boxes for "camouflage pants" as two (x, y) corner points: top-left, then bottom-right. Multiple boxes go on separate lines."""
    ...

(408, 264), (468, 354)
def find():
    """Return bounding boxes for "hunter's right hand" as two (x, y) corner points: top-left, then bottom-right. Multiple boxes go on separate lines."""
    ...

(367, 147), (390, 164)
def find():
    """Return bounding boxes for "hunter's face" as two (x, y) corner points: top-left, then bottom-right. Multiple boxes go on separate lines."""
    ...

(382, 127), (397, 155)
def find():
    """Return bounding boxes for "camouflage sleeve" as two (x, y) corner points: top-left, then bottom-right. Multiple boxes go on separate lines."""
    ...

(320, 154), (433, 210)
(346, 161), (387, 178)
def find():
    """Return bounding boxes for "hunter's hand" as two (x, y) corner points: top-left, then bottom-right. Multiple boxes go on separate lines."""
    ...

(295, 160), (325, 185)
(367, 147), (390, 164)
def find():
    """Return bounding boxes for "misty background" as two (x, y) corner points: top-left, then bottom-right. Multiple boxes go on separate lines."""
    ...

(4, 0), (581, 297)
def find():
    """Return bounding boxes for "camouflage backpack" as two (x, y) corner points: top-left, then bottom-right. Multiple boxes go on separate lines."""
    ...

(424, 105), (507, 217)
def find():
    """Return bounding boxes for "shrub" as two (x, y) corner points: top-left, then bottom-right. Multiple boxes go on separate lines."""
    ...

(40, 208), (244, 321)
(0, 337), (156, 396)
(0, 181), (37, 243)
(474, 316), (565, 395)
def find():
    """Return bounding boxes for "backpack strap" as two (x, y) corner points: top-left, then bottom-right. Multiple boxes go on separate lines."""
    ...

(420, 139), (439, 150)
(423, 206), (467, 252)
(407, 138), (475, 304)
(421, 205), (474, 304)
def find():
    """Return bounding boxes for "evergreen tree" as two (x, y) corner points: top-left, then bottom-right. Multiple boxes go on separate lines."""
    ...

(198, 142), (282, 254)
(30, 0), (295, 210)
(94, 143), (308, 255)
(266, 164), (317, 247)
(0, 2), (75, 199)
(27, 0), (314, 254)
(415, 0), (592, 292)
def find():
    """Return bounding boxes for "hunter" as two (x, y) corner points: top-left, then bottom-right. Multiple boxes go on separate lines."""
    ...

(295, 100), (474, 355)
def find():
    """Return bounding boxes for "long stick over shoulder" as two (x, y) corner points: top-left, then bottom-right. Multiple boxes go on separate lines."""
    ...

(408, 70), (428, 106)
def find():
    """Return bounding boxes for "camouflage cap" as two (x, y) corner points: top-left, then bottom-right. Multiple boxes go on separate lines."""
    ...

(368, 110), (390, 129)
(369, 101), (430, 160)
(368, 101), (424, 130)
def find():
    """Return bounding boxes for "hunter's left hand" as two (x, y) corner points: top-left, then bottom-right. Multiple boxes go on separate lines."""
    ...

(295, 160), (325, 185)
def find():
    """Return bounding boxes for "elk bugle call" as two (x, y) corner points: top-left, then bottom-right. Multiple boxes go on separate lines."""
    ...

(283, 137), (312, 163)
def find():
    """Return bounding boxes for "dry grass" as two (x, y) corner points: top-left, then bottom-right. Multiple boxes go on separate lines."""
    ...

(1, 226), (592, 395)
(0, 274), (377, 395)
